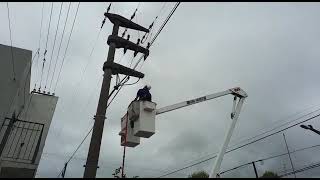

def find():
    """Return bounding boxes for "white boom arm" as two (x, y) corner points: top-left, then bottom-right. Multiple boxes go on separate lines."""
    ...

(155, 87), (248, 178)
(156, 87), (247, 115)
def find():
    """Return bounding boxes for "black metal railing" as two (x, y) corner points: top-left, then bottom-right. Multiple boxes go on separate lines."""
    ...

(0, 117), (44, 164)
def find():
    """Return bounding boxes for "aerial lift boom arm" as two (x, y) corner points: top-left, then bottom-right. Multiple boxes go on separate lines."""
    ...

(156, 87), (247, 115)
(155, 87), (248, 178)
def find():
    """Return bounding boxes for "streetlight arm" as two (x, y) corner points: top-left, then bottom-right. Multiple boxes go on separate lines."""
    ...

(300, 125), (310, 130)
(301, 124), (320, 135)
(310, 128), (320, 135)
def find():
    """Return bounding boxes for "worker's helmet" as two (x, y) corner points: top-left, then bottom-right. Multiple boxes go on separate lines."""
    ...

(146, 85), (151, 90)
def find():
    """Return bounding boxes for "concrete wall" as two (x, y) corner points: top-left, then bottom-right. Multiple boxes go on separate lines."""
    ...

(19, 93), (58, 165)
(0, 44), (59, 178)
(0, 44), (31, 125)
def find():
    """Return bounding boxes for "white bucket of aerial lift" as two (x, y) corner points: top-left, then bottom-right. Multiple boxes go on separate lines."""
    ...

(119, 113), (140, 147)
(128, 100), (157, 138)
(128, 101), (140, 122)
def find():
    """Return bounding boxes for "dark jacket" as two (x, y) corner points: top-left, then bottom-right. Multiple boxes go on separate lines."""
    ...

(135, 87), (152, 101)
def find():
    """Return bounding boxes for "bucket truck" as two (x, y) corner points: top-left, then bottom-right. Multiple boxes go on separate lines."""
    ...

(119, 87), (248, 178)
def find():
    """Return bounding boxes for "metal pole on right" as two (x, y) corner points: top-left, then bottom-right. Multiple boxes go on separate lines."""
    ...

(252, 161), (258, 178)
(283, 133), (296, 178)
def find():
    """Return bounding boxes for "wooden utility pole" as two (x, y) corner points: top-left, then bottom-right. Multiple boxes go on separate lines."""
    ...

(83, 12), (149, 178)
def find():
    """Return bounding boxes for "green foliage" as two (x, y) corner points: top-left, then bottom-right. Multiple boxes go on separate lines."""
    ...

(260, 171), (280, 178)
(188, 170), (209, 178)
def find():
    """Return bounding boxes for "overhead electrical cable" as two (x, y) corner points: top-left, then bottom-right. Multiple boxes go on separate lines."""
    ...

(158, 105), (320, 175)
(66, 28), (102, 113)
(45, 2), (64, 91)
(156, 112), (320, 178)
(53, 2), (81, 93)
(57, 125), (93, 177)
(279, 161), (320, 177)
(141, 2), (167, 44)
(35, 2), (45, 89)
(121, 2), (141, 38)
(39, 2), (54, 90)
(219, 143), (320, 175)
(6, 2), (16, 81)
(48, 2), (71, 91)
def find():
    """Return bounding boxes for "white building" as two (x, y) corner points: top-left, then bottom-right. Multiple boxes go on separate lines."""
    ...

(0, 44), (58, 178)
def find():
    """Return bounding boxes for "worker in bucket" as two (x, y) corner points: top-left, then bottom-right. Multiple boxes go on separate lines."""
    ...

(134, 85), (152, 101)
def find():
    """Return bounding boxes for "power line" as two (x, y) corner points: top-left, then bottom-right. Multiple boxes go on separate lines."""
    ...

(39, 2), (54, 89)
(279, 161), (320, 177)
(48, 2), (71, 92)
(134, 2), (143, 39)
(63, 28), (102, 116)
(53, 2), (81, 93)
(58, 73), (103, 141)
(225, 113), (320, 155)
(32, 49), (41, 90)
(45, 2), (54, 51)
(42, 150), (170, 176)
(158, 106), (320, 176)
(35, 2), (45, 88)
(159, 111), (320, 177)
(220, 143), (320, 175)
(38, 2), (45, 51)
(55, 75), (103, 178)
(45, 2), (64, 91)
(158, 155), (218, 178)
(121, 2), (141, 38)
(57, 125), (93, 178)
(131, 2), (180, 73)
(228, 106), (320, 151)
(149, 2), (180, 46)
(156, 112), (320, 178)
(6, 2), (16, 81)
(141, 2), (167, 45)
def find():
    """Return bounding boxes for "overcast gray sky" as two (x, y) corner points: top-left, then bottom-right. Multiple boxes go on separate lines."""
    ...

(1, 2), (320, 178)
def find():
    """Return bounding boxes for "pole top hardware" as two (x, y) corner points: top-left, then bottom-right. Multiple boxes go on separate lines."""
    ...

(103, 62), (144, 79)
(104, 13), (149, 33)
(107, 35), (149, 59)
